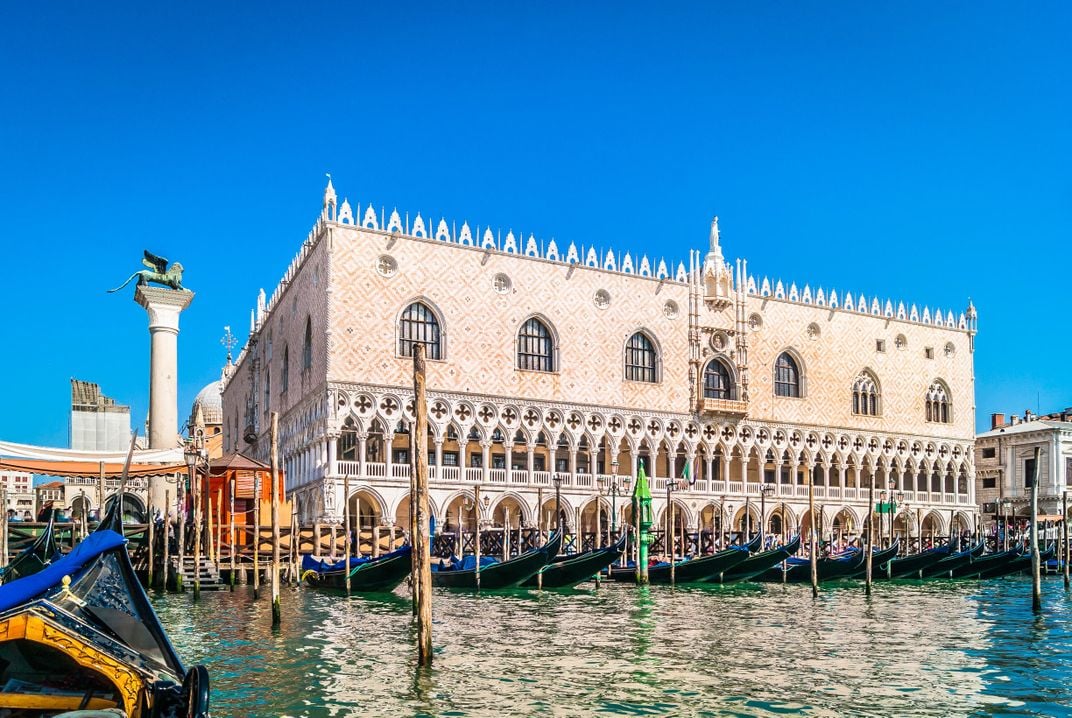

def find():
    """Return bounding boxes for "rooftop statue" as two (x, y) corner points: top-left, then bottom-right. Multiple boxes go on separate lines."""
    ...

(108, 251), (186, 293)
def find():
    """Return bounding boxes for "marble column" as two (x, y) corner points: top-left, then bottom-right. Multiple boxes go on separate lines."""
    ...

(135, 285), (193, 510)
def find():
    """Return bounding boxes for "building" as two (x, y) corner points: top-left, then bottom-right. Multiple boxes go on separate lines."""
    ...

(220, 179), (979, 551)
(34, 480), (64, 516)
(69, 379), (131, 452)
(975, 409), (1072, 523)
(0, 471), (35, 519)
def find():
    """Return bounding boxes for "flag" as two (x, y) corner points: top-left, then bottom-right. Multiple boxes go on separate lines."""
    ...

(682, 462), (694, 486)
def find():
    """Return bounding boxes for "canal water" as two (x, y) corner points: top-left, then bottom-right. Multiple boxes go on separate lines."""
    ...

(152, 577), (1072, 717)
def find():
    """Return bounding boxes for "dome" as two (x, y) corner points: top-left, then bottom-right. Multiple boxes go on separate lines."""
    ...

(191, 381), (223, 426)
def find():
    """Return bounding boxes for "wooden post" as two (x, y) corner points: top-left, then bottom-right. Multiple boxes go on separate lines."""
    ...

(344, 473), (352, 595)
(809, 471), (818, 597)
(1064, 490), (1069, 591)
(176, 477), (185, 592)
(205, 484), (215, 569)
(865, 473), (874, 597)
(1030, 446), (1041, 613)
(290, 510), (299, 586)
(270, 412), (282, 626)
(253, 465), (261, 598)
(229, 476), (236, 590)
(193, 462), (203, 600)
(668, 483), (676, 586)
(314, 521), (321, 557)
(98, 462), (106, 527)
(412, 344), (434, 666)
(373, 525), (381, 559)
(329, 526), (337, 561)
(215, 488), (223, 567)
(162, 491), (170, 590)
(503, 507), (510, 560)
(147, 501), (155, 588)
(536, 486), (543, 590)
(79, 489), (87, 541)
(1, 485), (8, 565)
(474, 484), (482, 590)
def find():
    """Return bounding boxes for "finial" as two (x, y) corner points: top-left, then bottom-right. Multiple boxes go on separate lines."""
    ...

(710, 216), (720, 250)
(323, 173), (336, 209)
(221, 325), (237, 364)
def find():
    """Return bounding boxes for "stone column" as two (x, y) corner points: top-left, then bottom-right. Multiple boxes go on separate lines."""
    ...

(135, 285), (194, 509)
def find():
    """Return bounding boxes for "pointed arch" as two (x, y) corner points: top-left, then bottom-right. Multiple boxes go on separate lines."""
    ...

(926, 379), (952, 424)
(516, 314), (558, 372)
(703, 357), (736, 400)
(852, 369), (880, 416)
(624, 330), (660, 383)
(397, 298), (445, 360)
(774, 349), (804, 398)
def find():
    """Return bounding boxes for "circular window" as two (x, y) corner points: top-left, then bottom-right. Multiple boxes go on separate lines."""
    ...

(895, 334), (907, 350)
(594, 290), (611, 309)
(376, 255), (398, 278)
(944, 342), (955, 357)
(748, 313), (763, 331)
(806, 322), (820, 340)
(663, 300), (679, 319)
(493, 273), (511, 294)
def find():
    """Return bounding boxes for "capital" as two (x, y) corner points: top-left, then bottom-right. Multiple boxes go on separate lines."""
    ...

(135, 285), (194, 332)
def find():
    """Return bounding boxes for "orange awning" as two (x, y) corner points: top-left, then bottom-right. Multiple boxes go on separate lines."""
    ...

(0, 459), (186, 479)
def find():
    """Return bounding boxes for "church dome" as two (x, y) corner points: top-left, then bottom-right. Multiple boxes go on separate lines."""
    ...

(191, 381), (223, 426)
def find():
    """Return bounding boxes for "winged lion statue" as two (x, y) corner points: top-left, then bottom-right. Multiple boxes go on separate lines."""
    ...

(108, 251), (186, 293)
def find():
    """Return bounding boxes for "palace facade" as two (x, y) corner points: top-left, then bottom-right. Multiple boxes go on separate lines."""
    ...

(220, 179), (979, 551)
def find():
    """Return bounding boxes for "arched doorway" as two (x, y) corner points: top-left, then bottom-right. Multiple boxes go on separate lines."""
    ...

(831, 508), (858, 548)
(579, 498), (610, 550)
(347, 489), (384, 555)
(698, 503), (725, 553)
(492, 494), (528, 558)
(70, 494), (93, 523)
(656, 501), (689, 559)
(103, 493), (146, 524)
(920, 511), (946, 548)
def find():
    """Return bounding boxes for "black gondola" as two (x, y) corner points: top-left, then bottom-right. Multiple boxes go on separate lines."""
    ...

(757, 546), (868, 583)
(919, 541), (986, 578)
(302, 545), (414, 592)
(0, 495), (210, 717)
(847, 540), (901, 579)
(948, 545), (1023, 579)
(521, 533), (627, 589)
(0, 510), (60, 585)
(712, 535), (802, 584)
(431, 532), (563, 589)
(607, 543), (752, 584)
(883, 545), (951, 579)
(978, 546), (1055, 579)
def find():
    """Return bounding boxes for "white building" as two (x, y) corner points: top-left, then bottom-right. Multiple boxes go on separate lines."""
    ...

(0, 471), (35, 519)
(69, 379), (131, 452)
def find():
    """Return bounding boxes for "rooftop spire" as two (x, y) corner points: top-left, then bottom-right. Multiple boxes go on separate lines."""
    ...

(707, 216), (723, 265)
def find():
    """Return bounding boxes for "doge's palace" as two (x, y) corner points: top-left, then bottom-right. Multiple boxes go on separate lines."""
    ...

(221, 179), (979, 553)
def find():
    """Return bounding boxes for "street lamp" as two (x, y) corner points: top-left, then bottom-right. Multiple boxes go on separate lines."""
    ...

(597, 459), (623, 545)
(1001, 499), (1013, 551)
(719, 495), (728, 550)
(759, 483), (774, 545)
(183, 431), (208, 600)
(879, 490), (888, 550)
(552, 472), (562, 534)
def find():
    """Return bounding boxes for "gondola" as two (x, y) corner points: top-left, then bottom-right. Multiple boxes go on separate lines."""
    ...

(521, 533), (627, 589)
(758, 545), (868, 583)
(302, 545), (414, 592)
(711, 535), (802, 584)
(882, 544), (951, 579)
(0, 510), (61, 585)
(431, 532), (563, 589)
(918, 541), (986, 579)
(607, 542), (752, 584)
(978, 545), (1055, 579)
(847, 540), (901, 579)
(0, 496), (210, 717)
(947, 545), (1022, 579)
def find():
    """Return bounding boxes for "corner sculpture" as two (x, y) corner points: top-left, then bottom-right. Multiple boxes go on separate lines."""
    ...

(108, 250), (186, 292)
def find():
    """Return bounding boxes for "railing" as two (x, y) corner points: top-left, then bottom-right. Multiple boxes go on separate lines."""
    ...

(489, 469), (507, 483)
(366, 462), (387, 478)
(827, 487), (841, 499)
(391, 464), (410, 479)
(728, 481), (743, 493)
(464, 468), (482, 482)
(813, 486), (826, 499)
(575, 473), (593, 488)
(336, 460), (360, 476)
(510, 470), (528, 484)
(532, 471), (551, 485)
(440, 466), (461, 482)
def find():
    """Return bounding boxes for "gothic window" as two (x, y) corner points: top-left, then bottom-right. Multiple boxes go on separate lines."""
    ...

(703, 359), (734, 400)
(625, 332), (658, 383)
(852, 372), (879, 416)
(281, 346), (289, 393)
(517, 317), (554, 372)
(925, 381), (951, 423)
(774, 352), (801, 398)
(398, 302), (442, 359)
(302, 317), (313, 371)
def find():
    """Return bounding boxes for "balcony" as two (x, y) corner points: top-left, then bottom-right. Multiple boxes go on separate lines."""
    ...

(700, 398), (749, 419)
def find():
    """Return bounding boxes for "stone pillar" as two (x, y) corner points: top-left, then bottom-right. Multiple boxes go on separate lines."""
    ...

(135, 285), (194, 509)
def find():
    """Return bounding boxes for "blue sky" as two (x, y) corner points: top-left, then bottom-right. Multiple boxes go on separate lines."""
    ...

(0, 2), (1068, 446)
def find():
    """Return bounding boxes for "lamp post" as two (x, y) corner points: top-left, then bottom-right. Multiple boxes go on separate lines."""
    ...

(1001, 499), (1012, 551)
(552, 473), (562, 535)
(183, 433), (207, 601)
(879, 490), (888, 551)
(759, 483), (774, 546)
(893, 489), (904, 550)
(665, 477), (679, 584)
(719, 496), (728, 551)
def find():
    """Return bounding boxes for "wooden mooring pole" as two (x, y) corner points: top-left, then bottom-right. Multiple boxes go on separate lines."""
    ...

(270, 412), (282, 627)
(253, 461), (261, 599)
(412, 344), (433, 666)
(809, 471), (818, 597)
(229, 476), (236, 591)
(147, 501), (155, 588)
(865, 473), (874, 597)
(1064, 490), (1069, 592)
(1030, 446), (1042, 613)
(474, 484), (482, 591)
(193, 460), (202, 601)
(162, 490), (170, 590)
(344, 473), (351, 596)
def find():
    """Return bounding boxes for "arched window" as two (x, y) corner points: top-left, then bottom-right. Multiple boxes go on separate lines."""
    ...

(517, 317), (554, 372)
(302, 317), (313, 371)
(852, 372), (879, 416)
(281, 345), (289, 393)
(926, 381), (951, 423)
(703, 359), (734, 399)
(625, 332), (657, 383)
(398, 302), (442, 359)
(774, 352), (801, 397)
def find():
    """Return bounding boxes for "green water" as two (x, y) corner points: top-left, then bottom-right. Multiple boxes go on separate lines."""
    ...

(151, 578), (1072, 717)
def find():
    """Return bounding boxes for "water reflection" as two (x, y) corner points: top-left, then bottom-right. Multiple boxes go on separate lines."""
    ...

(151, 577), (1072, 716)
